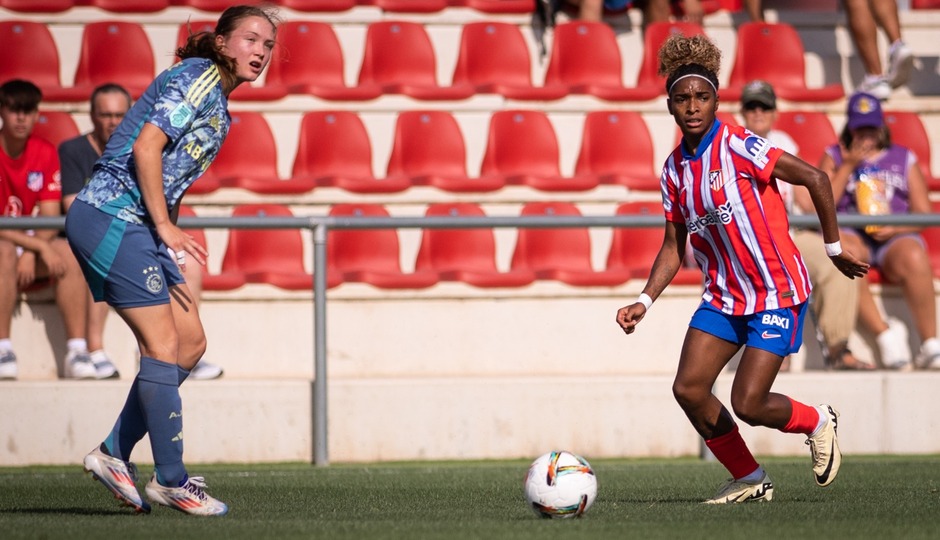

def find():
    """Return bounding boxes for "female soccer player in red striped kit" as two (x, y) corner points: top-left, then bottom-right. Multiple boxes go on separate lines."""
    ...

(615, 34), (870, 503)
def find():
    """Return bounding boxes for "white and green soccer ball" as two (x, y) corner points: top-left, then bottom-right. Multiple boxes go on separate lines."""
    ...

(523, 450), (597, 519)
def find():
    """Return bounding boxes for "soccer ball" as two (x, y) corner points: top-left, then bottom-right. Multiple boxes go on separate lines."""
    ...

(523, 450), (597, 519)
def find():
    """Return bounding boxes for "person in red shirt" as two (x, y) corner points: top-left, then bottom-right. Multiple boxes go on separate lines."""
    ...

(615, 35), (869, 503)
(0, 79), (93, 380)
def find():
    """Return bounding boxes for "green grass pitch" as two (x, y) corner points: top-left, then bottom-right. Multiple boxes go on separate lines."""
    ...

(1, 456), (938, 539)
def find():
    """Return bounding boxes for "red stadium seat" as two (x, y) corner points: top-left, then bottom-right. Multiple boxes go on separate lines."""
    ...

(544, 22), (660, 102)
(175, 19), (216, 48)
(216, 204), (332, 290)
(883, 110), (940, 191)
(635, 21), (706, 96)
(209, 112), (315, 195)
(774, 111), (838, 168)
(186, 167), (222, 195)
(328, 204), (439, 289)
(511, 202), (631, 286)
(574, 111), (660, 191)
(451, 21), (567, 101)
(480, 110), (598, 192)
(290, 111), (410, 193)
(607, 201), (701, 285)
(77, 0), (169, 12)
(177, 205), (246, 291)
(0, 0), (72, 12)
(355, 0), (448, 11)
(357, 21), (475, 101)
(415, 203), (536, 288)
(276, 0), (355, 10)
(263, 21), (381, 101)
(73, 22), (155, 100)
(386, 111), (504, 193)
(447, 0), (534, 12)
(724, 22), (844, 103)
(0, 21), (82, 103)
(33, 111), (80, 148)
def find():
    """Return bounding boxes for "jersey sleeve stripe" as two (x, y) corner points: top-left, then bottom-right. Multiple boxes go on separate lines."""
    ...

(186, 64), (221, 107)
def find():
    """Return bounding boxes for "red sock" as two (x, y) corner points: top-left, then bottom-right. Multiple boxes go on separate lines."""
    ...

(781, 397), (821, 434)
(704, 424), (760, 480)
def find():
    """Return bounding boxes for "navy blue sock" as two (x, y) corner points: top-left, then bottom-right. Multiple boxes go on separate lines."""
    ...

(104, 377), (145, 461)
(137, 356), (187, 487)
(103, 363), (192, 461)
(177, 365), (191, 385)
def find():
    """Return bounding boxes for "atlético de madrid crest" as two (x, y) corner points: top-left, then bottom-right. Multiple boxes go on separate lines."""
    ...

(709, 170), (724, 191)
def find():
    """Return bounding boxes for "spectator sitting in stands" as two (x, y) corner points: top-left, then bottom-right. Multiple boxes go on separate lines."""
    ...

(563, 0), (704, 25)
(742, 0), (913, 101)
(740, 80), (874, 370)
(819, 92), (939, 370)
(58, 83), (223, 381)
(844, 0), (913, 100)
(0, 79), (92, 380)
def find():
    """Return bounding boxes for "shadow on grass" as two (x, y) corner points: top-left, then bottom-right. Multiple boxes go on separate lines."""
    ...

(0, 507), (142, 516)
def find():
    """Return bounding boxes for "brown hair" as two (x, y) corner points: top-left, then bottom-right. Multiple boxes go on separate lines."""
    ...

(0, 79), (42, 111)
(658, 34), (722, 95)
(176, 4), (280, 89)
(839, 125), (892, 151)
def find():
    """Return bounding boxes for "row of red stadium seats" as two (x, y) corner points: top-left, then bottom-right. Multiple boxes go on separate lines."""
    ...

(5, 0), (940, 15)
(33, 108), (940, 195)
(180, 202), (703, 291)
(183, 201), (940, 291)
(0, 0), (536, 14)
(0, 19), (857, 103)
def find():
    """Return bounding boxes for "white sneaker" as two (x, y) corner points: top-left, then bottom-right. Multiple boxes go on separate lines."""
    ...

(0, 349), (17, 380)
(145, 474), (229, 516)
(857, 75), (892, 101)
(916, 337), (940, 370)
(65, 350), (97, 379)
(807, 404), (841, 487)
(190, 361), (223, 380)
(704, 472), (774, 504)
(886, 40), (914, 88)
(83, 445), (150, 513)
(89, 350), (120, 379)
(877, 319), (912, 370)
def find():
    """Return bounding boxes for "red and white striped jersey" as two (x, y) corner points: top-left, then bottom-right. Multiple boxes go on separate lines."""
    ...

(660, 121), (810, 315)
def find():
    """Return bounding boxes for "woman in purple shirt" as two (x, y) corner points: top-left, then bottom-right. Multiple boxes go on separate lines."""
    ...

(820, 92), (939, 371)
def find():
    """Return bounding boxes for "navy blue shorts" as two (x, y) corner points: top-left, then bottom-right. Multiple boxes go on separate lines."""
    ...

(688, 301), (807, 357)
(65, 200), (183, 308)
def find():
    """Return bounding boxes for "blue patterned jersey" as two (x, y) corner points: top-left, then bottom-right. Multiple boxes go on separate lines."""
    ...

(77, 58), (230, 224)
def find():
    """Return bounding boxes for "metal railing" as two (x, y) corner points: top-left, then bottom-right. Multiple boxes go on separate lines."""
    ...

(4, 212), (939, 465)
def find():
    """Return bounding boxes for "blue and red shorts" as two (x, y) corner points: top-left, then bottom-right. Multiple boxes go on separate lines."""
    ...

(689, 300), (807, 357)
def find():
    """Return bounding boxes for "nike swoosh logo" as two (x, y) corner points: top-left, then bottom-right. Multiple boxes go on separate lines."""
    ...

(815, 407), (839, 485)
(761, 331), (781, 339)
(816, 439), (835, 484)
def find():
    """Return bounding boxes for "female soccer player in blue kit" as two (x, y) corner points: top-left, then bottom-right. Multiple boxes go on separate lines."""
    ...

(66, 5), (278, 516)
(615, 34), (869, 503)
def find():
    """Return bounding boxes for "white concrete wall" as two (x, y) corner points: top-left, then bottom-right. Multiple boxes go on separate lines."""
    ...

(3, 3), (940, 466)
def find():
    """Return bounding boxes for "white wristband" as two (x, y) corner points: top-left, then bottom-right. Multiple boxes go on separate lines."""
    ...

(637, 293), (653, 311)
(824, 241), (842, 257)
